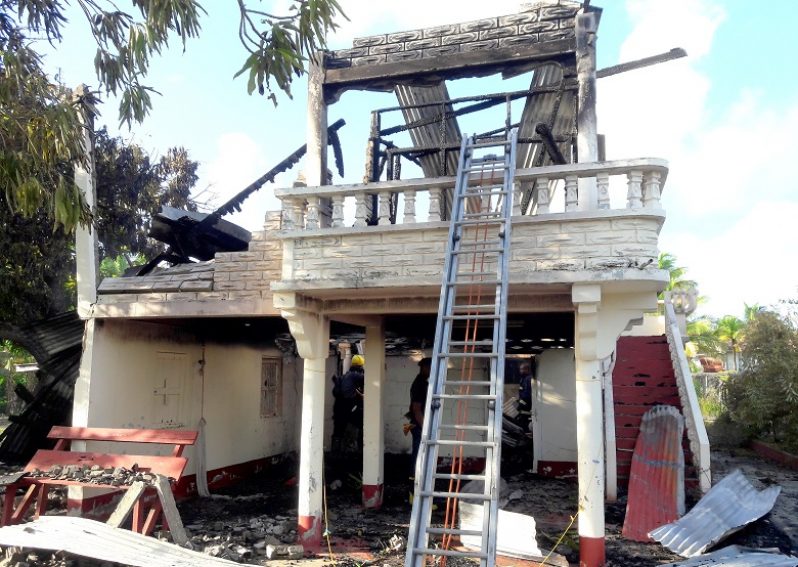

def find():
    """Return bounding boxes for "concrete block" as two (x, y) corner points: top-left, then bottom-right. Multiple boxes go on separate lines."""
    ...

(214, 252), (235, 262)
(300, 258), (343, 270)
(215, 281), (246, 291)
(566, 220), (613, 232)
(479, 26), (516, 40)
(97, 294), (139, 304)
(321, 268), (359, 280)
(404, 242), (444, 255)
(422, 24), (460, 38)
(229, 271), (263, 282)
(585, 231), (637, 245)
(585, 257), (632, 270)
(369, 43), (404, 55)
(353, 34), (387, 47)
(611, 218), (659, 230)
(512, 248), (559, 261)
(441, 32), (479, 46)
(232, 251), (264, 262)
(322, 245), (362, 258)
(380, 231), (424, 243)
(387, 30), (422, 43)
(519, 21), (557, 34)
(166, 292), (198, 301)
(513, 222), (560, 236)
(422, 229), (448, 242)
(245, 280), (272, 290)
(352, 54), (387, 66)
(386, 255), (418, 267)
(499, 12), (538, 27)
(422, 254), (445, 266)
(387, 50), (423, 62)
(347, 257), (384, 269)
(195, 292), (228, 300)
(402, 265), (443, 278)
(330, 47), (368, 58)
(537, 259), (585, 271)
(362, 244), (404, 256)
(460, 18), (498, 32)
(248, 240), (282, 252)
(247, 260), (280, 271)
(294, 236), (342, 248)
(293, 247), (321, 260)
(180, 280), (214, 291)
(540, 29), (574, 41)
(539, 5), (580, 20)
(612, 245), (658, 257)
(537, 232), (585, 247)
(636, 229), (661, 245)
(228, 291), (262, 299)
(361, 267), (402, 280)
(498, 35), (540, 48)
(461, 39), (499, 52)
(423, 46), (460, 58)
(406, 38), (440, 50)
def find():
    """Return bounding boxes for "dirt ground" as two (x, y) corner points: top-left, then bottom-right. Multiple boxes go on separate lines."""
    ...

(1, 447), (796, 566)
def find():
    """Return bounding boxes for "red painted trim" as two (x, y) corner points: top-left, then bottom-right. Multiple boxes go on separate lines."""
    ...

(579, 536), (605, 567)
(362, 483), (383, 509)
(298, 514), (321, 549)
(750, 440), (798, 472)
(537, 461), (577, 479)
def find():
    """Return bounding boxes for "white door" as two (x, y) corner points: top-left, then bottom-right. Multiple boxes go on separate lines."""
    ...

(152, 351), (188, 428)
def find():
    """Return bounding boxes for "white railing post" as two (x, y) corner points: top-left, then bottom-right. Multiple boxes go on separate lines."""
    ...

(597, 172), (610, 210)
(378, 191), (392, 225)
(535, 177), (550, 214)
(306, 196), (321, 230)
(354, 193), (370, 228)
(643, 171), (662, 209)
(403, 189), (416, 223)
(626, 170), (643, 209)
(664, 294), (711, 494)
(429, 187), (442, 222)
(565, 175), (578, 212)
(331, 195), (345, 228)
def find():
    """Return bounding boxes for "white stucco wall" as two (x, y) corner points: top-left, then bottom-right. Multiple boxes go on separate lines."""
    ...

(534, 348), (577, 463)
(74, 319), (302, 475)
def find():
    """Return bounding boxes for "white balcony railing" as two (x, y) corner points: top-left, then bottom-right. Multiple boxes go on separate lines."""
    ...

(274, 158), (668, 231)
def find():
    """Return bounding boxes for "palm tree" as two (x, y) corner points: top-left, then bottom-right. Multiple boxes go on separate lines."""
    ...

(715, 315), (746, 371)
(658, 252), (698, 293)
(744, 303), (763, 323)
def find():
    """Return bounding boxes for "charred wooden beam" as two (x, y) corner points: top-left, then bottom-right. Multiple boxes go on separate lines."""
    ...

(597, 48), (687, 79)
(535, 123), (567, 165)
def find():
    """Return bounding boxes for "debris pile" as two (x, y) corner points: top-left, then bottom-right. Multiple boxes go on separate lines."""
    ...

(27, 465), (168, 487)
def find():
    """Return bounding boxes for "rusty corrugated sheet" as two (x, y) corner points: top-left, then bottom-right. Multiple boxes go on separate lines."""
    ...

(0, 516), (240, 566)
(394, 83), (461, 177)
(663, 545), (798, 566)
(650, 469), (781, 557)
(622, 404), (685, 541)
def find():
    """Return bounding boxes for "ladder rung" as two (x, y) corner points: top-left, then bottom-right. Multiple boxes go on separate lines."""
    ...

(456, 239), (503, 247)
(447, 340), (494, 346)
(451, 248), (503, 255)
(452, 272), (499, 279)
(462, 212), (502, 219)
(443, 315), (500, 322)
(454, 218), (506, 227)
(420, 491), (492, 501)
(438, 424), (490, 431)
(413, 548), (488, 559)
(442, 380), (493, 387)
(428, 440), (496, 447)
(426, 527), (483, 537)
(433, 394), (496, 400)
(440, 352), (498, 358)
(451, 304), (497, 311)
(434, 472), (487, 481)
(448, 280), (501, 287)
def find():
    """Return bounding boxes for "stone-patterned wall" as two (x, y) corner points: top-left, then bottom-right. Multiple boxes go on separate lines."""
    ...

(283, 213), (662, 285)
(326, 3), (580, 68)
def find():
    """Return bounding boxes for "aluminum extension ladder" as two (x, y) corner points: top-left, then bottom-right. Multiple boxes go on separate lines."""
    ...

(405, 131), (518, 567)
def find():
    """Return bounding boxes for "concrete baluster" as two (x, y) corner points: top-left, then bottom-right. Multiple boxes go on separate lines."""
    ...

(626, 170), (643, 209)
(403, 189), (416, 224)
(378, 191), (392, 225)
(643, 171), (662, 208)
(565, 175), (578, 212)
(535, 177), (550, 214)
(597, 172), (610, 210)
(331, 195), (345, 228)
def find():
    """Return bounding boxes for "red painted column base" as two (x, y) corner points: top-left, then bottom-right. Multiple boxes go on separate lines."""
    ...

(579, 536), (605, 567)
(298, 515), (322, 550)
(362, 484), (383, 509)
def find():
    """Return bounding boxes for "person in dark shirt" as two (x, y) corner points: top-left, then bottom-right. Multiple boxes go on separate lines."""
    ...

(408, 357), (432, 477)
(339, 354), (365, 450)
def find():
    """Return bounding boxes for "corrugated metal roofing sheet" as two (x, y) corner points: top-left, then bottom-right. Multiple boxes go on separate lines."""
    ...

(0, 516), (240, 566)
(663, 545), (798, 566)
(394, 83), (461, 177)
(622, 404), (685, 542)
(650, 469), (781, 557)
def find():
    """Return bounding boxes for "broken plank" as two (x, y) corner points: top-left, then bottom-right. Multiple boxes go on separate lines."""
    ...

(153, 474), (188, 546)
(106, 481), (146, 528)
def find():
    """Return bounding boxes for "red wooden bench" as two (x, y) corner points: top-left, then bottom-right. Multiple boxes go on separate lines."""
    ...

(1, 426), (198, 535)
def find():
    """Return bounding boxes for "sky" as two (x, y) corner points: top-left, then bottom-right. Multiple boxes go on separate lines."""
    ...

(39, 0), (798, 319)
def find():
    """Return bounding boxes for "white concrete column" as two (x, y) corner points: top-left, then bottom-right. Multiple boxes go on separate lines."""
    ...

(362, 319), (385, 508)
(572, 284), (605, 567)
(576, 13), (599, 211)
(276, 293), (329, 549)
(306, 56), (328, 187)
(73, 84), (98, 317)
(339, 343), (352, 374)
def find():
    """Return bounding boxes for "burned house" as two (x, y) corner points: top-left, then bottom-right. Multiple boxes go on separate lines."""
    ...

(68, 3), (709, 566)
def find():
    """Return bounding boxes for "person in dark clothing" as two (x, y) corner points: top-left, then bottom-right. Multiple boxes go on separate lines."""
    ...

(517, 360), (534, 433)
(408, 357), (432, 478)
(339, 354), (365, 450)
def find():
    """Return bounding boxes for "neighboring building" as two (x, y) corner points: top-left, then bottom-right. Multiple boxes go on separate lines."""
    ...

(71, 3), (709, 567)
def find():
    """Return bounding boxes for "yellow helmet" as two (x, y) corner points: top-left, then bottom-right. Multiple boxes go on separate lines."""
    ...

(351, 354), (365, 367)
